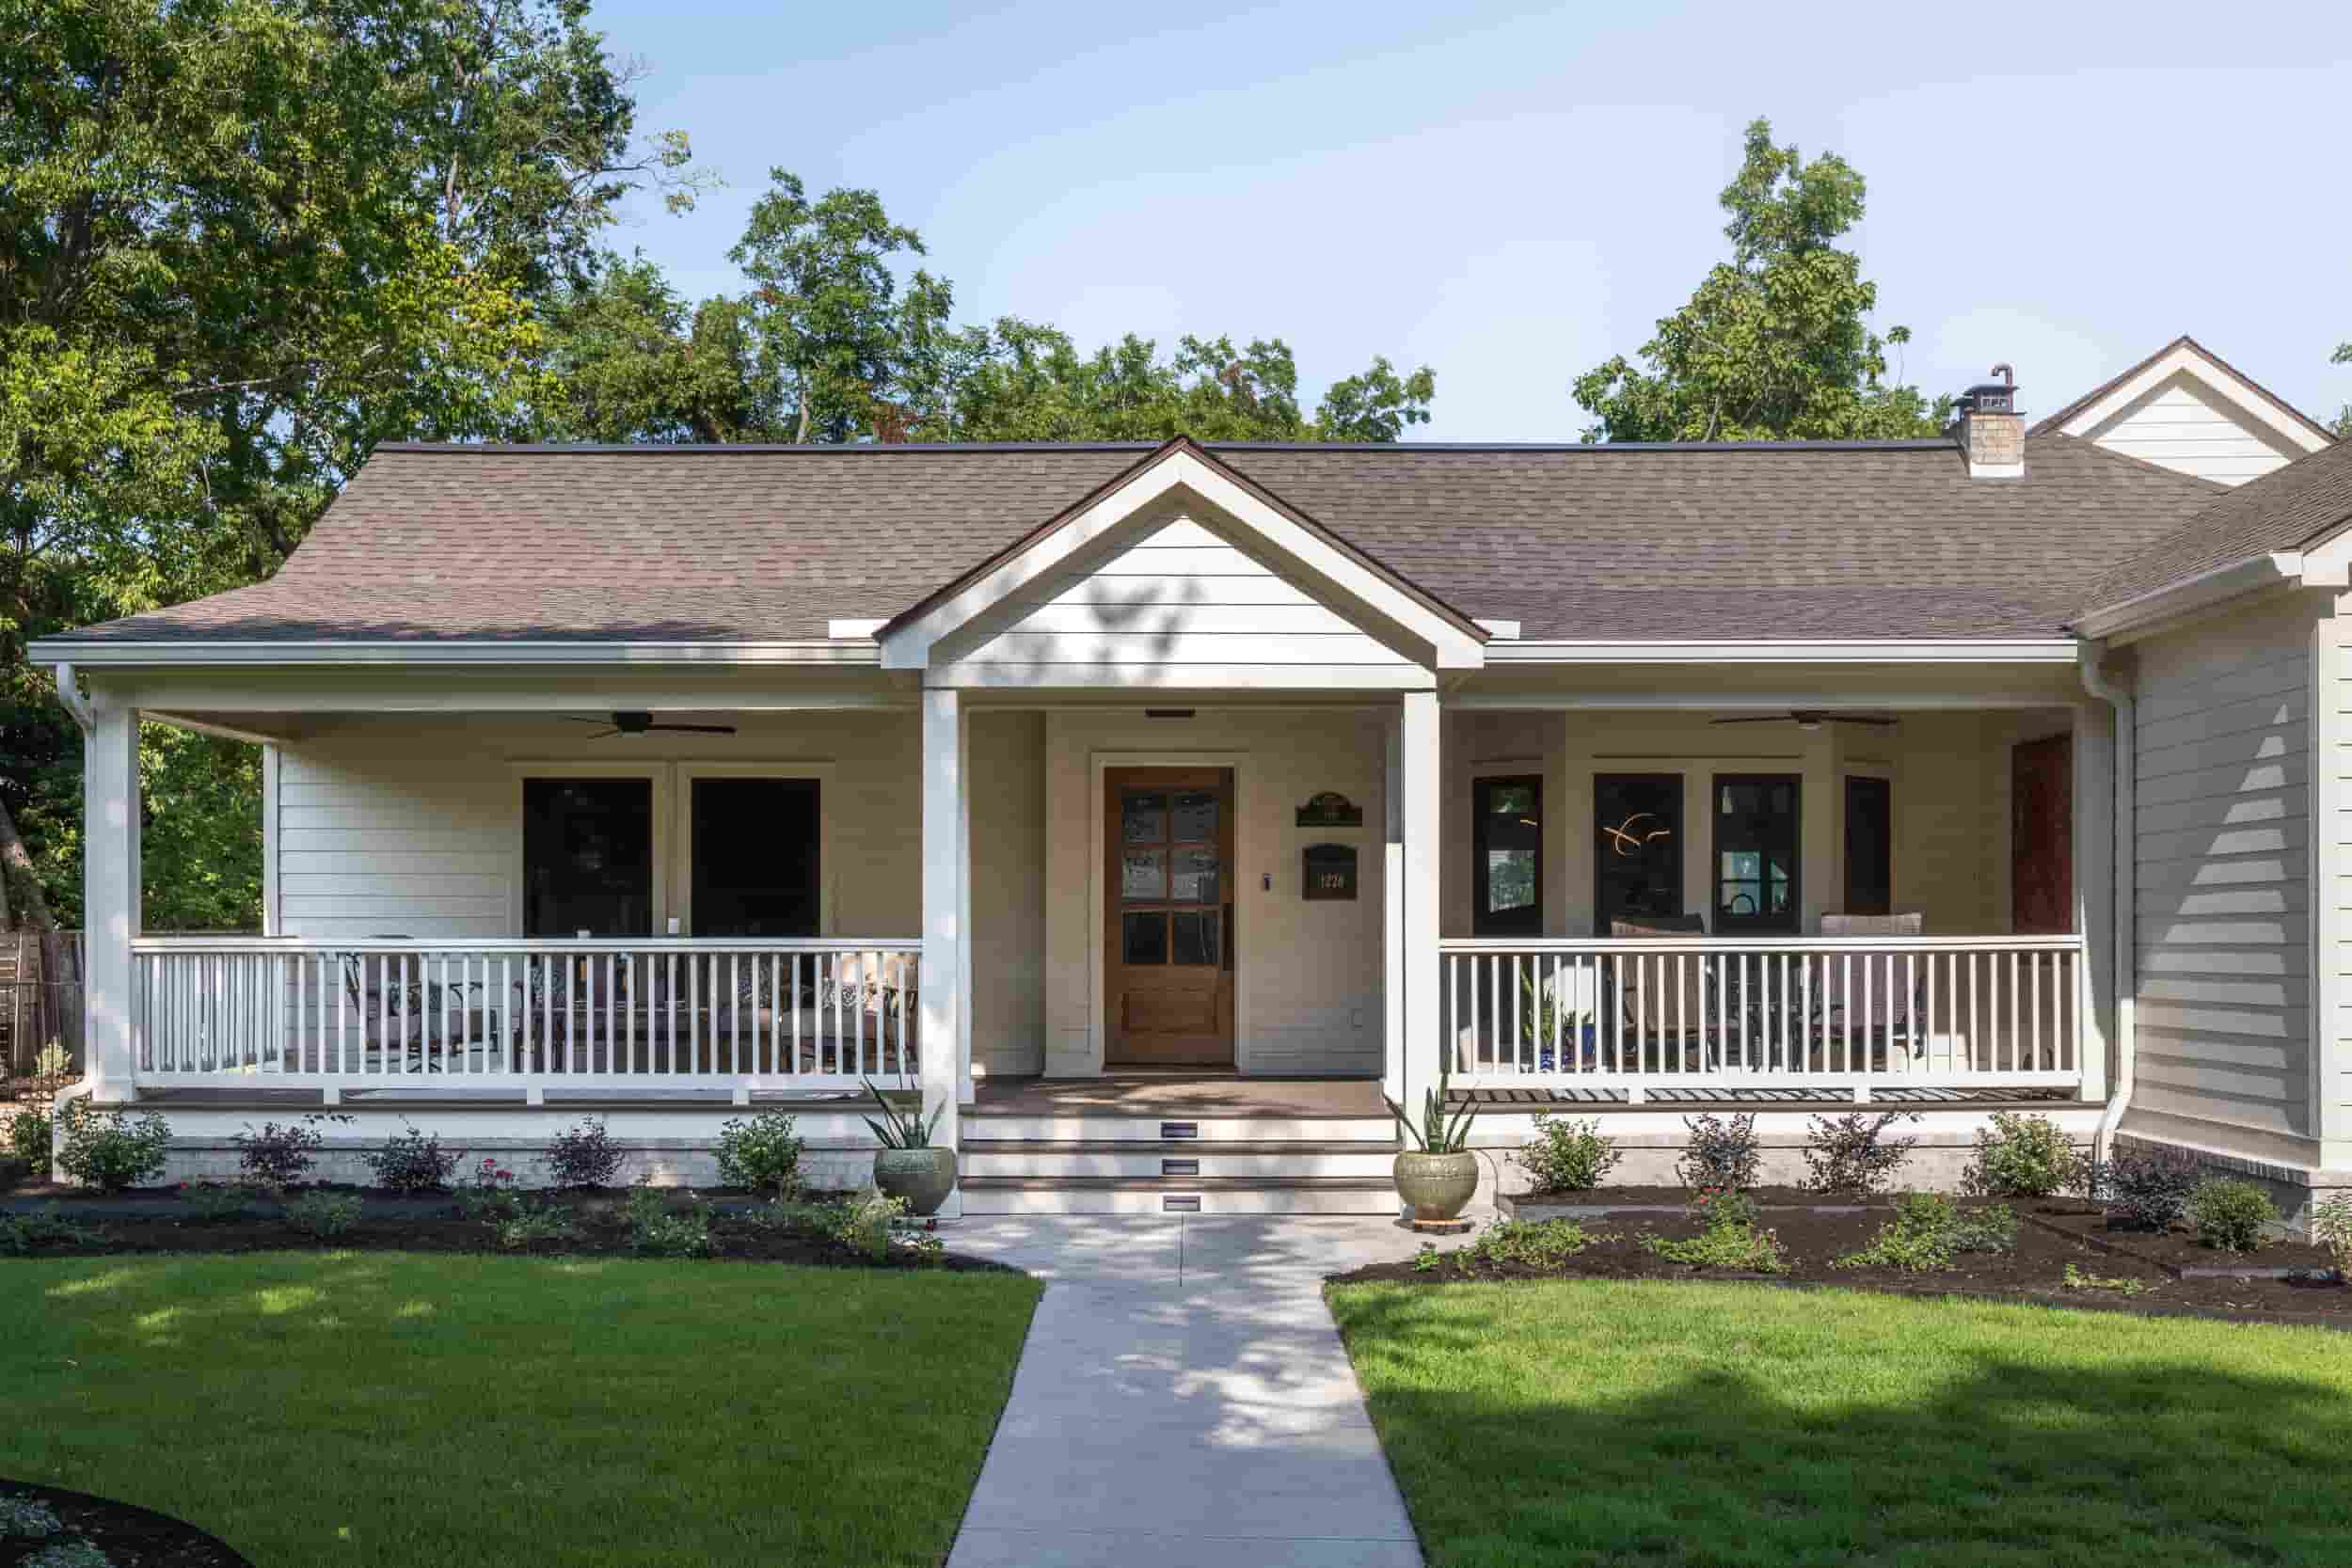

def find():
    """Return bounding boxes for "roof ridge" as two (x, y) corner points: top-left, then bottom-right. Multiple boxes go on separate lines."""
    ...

(370, 436), (1968, 457)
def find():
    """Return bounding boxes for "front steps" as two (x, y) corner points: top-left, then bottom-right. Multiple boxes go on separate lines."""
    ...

(960, 1110), (1401, 1215)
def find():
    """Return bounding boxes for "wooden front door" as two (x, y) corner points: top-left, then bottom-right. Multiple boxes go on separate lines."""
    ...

(2011, 734), (2074, 934)
(1105, 768), (1235, 1066)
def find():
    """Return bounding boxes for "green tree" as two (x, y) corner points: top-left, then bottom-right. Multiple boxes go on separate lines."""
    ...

(1572, 118), (1946, 443)
(2330, 340), (2349, 439)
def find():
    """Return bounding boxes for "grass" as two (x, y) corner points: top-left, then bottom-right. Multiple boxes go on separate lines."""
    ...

(0, 1252), (1041, 1567)
(1328, 1278), (2352, 1567)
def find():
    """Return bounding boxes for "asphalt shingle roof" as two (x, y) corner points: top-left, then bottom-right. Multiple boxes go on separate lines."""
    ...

(2075, 436), (2352, 617)
(52, 433), (2224, 646)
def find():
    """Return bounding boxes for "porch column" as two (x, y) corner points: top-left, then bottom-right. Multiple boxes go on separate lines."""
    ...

(2073, 701), (2115, 1104)
(1400, 689), (1442, 1109)
(1382, 706), (1406, 1106)
(920, 686), (965, 1213)
(84, 693), (141, 1103)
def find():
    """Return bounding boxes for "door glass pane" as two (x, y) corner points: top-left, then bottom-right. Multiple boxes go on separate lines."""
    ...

(1121, 911), (1167, 964)
(1170, 790), (1218, 842)
(523, 779), (653, 936)
(1170, 846), (1220, 904)
(1120, 848), (1167, 901)
(1171, 911), (1220, 967)
(1713, 774), (1800, 933)
(1121, 791), (1168, 844)
(1473, 776), (1543, 936)
(1596, 775), (1682, 930)
(692, 777), (819, 937)
(1844, 777), (1893, 916)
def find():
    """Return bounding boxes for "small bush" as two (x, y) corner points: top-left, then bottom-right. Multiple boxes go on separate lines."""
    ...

(826, 1187), (907, 1261)
(25, 1538), (113, 1568)
(1514, 1114), (1621, 1193)
(54, 1101), (171, 1193)
(283, 1190), (363, 1239)
(362, 1121), (458, 1193)
(7, 1106), (49, 1169)
(713, 1110), (803, 1199)
(0, 1490), (64, 1537)
(2187, 1178), (2276, 1253)
(1800, 1110), (1920, 1196)
(2061, 1261), (2150, 1296)
(231, 1113), (349, 1191)
(626, 1184), (713, 1257)
(1676, 1112), (1761, 1194)
(494, 1201), (579, 1250)
(0, 1204), (103, 1256)
(179, 1181), (256, 1223)
(455, 1157), (524, 1219)
(1447, 1218), (1610, 1275)
(2311, 1192), (2352, 1276)
(1948, 1201), (2018, 1254)
(543, 1117), (627, 1189)
(1643, 1196), (1785, 1274)
(1961, 1112), (2084, 1199)
(739, 1199), (834, 1238)
(2092, 1144), (2203, 1231)
(1834, 1192), (2016, 1274)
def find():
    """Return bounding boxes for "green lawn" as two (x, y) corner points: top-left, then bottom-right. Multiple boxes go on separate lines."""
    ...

(1, 1253), (1041, 1567)
(1329, 1278), (2352, 1568)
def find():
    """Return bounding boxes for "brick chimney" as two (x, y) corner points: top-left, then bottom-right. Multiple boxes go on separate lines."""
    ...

(1953, 364), (2025, 478)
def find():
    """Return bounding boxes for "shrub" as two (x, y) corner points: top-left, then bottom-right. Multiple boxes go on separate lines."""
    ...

(826, 1187), (910, 1262)
(0, 1204), (103, 1256)
(455, 1156), (524, 1219)
(362, 1121), (458, 1193)
(7, 1106), (49, 1169)
(1448, 1217), (1609, 1275)
(544, 1117), (627, 1189)
(230, 1113), (349, 1191)
(1514, 1114), (1621, 1193)
(2061, 1262), (2151, 1296)
(2312, 1192), (2352, 1277)
(626, 1184), (713, 1257)
(180, 1181), (256, 1223)
(0, 1490), (64, 1537)
(54, 1101), (171, 1193)
(1676, 1112), (1761, 1194)
(494, 1201), (579, 1250)
(283, 1190), (363, 1239)
(713, 1110), (803, 1199)
(1960, 1112), (2084, 1199)
(25, 1538), (113, 1568)
(2187, 1178), (2276, 1253)
(2091, 1144), (2203, 1231)
(1800, 1110), (1920, 1196)
(1643, 1196), (1785, 1274)
(1835, 1193), (2016, 1274)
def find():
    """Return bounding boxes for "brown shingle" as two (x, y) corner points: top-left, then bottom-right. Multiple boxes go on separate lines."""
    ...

(2074, 437), (2352, 618)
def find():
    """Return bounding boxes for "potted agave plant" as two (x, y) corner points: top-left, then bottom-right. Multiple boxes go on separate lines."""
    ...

(862, 1077), (954, 1215)
(1385, 1065), (1481, 1222)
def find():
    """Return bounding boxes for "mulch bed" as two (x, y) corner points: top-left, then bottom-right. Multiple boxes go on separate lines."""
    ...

(2022, 1199), (2339, 1276)
(0, 1186), (1009, 1273)
(1333, 1199), (2352, 1325)
(3, 1479), (250, 1567)
(1507, 1184), (1892, 1210)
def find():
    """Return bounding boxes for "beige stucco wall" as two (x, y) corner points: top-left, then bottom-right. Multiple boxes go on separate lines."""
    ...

(1039, 707), (1390, 1077)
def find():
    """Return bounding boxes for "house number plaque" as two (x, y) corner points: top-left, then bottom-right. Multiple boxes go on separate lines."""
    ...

(1302, 843), (1358, 901)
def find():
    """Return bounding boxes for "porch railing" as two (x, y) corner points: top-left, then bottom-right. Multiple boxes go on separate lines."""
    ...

(131, 938), (921, 1096)
(1438, 935), (2087, 1100)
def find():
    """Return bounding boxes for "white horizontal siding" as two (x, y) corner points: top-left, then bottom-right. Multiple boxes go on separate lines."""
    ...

(964, 516), (1414, 670)
(2129, 596), (2319, 1153)
(2087, 373), (2305, 485)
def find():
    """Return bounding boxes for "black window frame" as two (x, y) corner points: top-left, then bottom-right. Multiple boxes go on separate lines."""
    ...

(690, 775), (822, 938)
(520, 776), (656, 938)
(1711, 773), (1802, 936)
(1843, 775), (1893, 918)
(1471, 774), (1545, 938)
(1593, 772), (1685, 936)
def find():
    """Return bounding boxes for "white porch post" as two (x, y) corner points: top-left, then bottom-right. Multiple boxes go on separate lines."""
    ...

(920, 686), (966, 1214)
(83, 694), (142, 1103)
(1382, 705), (1406, 1106)
(2074, 701), (2115, 1104)
(1401, 689), (1442, 1109)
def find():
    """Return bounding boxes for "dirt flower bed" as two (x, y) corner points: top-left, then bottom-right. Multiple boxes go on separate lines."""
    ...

(0, 1185), (1002, 1273)
(1333, 1200), (2352, 1323)
(2, 1479), (250, 1567)
(2023, 1198), (2339, 1276)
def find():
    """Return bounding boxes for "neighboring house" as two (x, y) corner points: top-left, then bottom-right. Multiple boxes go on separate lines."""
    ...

(2033, 335), (2336, 486)
(28, 356), (2352, 1220)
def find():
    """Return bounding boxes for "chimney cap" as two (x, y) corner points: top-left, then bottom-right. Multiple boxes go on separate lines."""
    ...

(1959, 380), (2020, 416)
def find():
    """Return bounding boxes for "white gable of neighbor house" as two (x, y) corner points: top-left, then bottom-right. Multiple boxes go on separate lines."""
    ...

(2053, 346), (2333, 486)
(949, 515), (1422, 686)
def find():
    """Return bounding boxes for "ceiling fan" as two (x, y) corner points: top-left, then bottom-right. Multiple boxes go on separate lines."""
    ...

(564, 710), (738, 740)
(1708, 711), (1898, 732)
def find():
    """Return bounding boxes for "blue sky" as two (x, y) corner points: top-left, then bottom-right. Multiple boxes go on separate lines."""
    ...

(591, 0), (2352, 441)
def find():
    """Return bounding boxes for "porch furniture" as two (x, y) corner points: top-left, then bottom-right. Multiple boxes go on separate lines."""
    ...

(1609, 915), (1709, 1072)
(1820, 913), (1928, 1063)
(340, 942), (504, 1074)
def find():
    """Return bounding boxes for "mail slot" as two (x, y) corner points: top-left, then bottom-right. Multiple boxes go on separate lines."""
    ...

(1302, 842), (1358, 901)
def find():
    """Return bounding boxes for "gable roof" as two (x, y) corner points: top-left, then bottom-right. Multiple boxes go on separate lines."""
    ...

(2029, 334), (2338, 448)
(40, 431), (2222, 654)
(2074, 435), (2352, 622)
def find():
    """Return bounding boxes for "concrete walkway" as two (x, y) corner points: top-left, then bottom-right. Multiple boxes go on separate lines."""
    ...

(943, 1215), (1471, 1568)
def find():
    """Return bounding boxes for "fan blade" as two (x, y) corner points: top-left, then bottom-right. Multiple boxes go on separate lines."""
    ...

(645, 722), (738, 735)
(1708, 715), (1791, 724)
(1827, 716), (1899, 727)
(580, 728), (620, 740)
(559, 716), (611, 725)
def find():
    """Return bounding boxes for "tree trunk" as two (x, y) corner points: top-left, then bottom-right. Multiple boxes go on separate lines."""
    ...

(0, 795), (57, 933)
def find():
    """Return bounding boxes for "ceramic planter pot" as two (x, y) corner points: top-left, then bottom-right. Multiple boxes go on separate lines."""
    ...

(873, 1147), (957, 1216)
(1393, 1150), (1479, 1222)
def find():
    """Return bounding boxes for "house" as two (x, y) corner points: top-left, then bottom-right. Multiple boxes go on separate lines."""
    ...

(2033, 335), (2336, 486)
(28, 354), (2352, 1220)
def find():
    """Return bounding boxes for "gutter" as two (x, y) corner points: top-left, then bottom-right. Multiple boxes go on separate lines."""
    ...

(52, 664), (94, 734)
(2077, 643), (2135, 1165)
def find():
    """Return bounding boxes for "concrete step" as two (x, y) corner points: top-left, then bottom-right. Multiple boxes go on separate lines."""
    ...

(961, 1140), (1397, 1180)
(965, 1114), (1396, 1144)
(960, 1174), (1402, 1216)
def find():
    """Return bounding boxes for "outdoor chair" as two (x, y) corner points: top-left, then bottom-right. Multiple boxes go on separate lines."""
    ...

(340, 941), (500, 1073)
(1820, 912), (1927, 1067)
(1608, 915), (1707, 1072)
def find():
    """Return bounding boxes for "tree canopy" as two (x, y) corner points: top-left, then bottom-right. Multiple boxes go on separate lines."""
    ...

(2331, 339), (2349, 438)
(1572, 119), (1946, 443)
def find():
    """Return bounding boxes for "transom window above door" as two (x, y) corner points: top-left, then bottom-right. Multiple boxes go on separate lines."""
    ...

(1473, 776), (1542, 937)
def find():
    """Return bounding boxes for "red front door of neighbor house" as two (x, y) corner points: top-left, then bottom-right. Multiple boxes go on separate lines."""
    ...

(2011, 734), (2073, 935)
